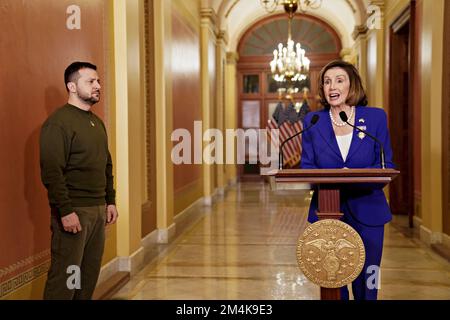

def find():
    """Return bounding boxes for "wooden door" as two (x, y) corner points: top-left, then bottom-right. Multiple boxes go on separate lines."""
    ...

(388, 5), (415, 226)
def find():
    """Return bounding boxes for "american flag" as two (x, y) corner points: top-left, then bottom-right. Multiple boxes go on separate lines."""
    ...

(266, 118), (303, 168)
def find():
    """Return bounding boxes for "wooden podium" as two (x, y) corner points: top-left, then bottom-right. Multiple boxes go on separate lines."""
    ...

(268, 168), (399, 300)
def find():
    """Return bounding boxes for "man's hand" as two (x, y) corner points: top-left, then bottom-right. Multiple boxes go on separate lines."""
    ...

(61, 212), (82, 234)
(106, 204), (118, 225)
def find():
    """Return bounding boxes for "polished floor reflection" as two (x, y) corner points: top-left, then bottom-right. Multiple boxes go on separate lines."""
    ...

(113, 182), (450, 300)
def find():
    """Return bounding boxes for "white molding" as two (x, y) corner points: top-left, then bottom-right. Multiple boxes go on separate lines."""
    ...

(228, 177), (238, 186)
(204, 196), (212, 206)
(413, 216), (422, 229)
(443, 232), (450, 249)
(157, 223), (176, 244)
(216, 187), (225, 195)
(432, 232), (443, 244)
(419, 224), (432, 246)
(118, 256), (130, 272)
(175, 197), (204, 220)
(143, 197), (205, 246)
(97, 257), (120, 285)
(141, 228), (159, 248)
(117, 246), (144, 276)
(414, 216), (450, 252)
(419, 223), (444, 245)
(129, 246), (145, 276)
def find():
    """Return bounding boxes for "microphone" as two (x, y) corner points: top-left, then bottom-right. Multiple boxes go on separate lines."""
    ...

(279, 114), (319, 170)
(339, 111), (386, 169)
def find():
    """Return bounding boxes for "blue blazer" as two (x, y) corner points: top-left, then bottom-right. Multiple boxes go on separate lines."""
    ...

(300, 106), (395, 227)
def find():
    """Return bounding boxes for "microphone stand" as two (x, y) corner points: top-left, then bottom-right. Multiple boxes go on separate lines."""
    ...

(279, 115), (319, 170)
(339, 111), (386, 169)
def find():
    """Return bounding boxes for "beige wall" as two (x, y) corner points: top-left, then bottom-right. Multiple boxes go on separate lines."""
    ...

(366, 28), (384, 108)
(111, 0), (145, 263)
(225, 52), (238, 184)
(200, 8), (217, 202)
(215, 32), (227, 192)
(418, 0), (445, 243)
(171, 4), (203, 215)
(443, 0), (450, 237)
(153, 0), (174, 235)
(154, 0), (226, 230)
(384, 0), (446, 244)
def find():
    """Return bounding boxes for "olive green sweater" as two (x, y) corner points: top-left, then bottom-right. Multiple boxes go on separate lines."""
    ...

(40, 104), (116, 216)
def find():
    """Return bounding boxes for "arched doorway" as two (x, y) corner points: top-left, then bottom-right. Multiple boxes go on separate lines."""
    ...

(236, 13), (342, 178)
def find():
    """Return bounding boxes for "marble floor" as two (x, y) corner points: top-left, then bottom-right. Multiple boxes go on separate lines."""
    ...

(113, 182), (450, 300)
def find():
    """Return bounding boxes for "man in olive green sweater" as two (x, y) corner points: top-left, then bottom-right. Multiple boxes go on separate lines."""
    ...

(40, 61), (118, 300)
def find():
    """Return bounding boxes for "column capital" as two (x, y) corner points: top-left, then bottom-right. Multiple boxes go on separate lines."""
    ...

(340, 48), (356, 64)
(200, 8), (218, 37)
(217, 30), (228, 46)
(352, 24), (368, 41)
(340, 47), (353, 57)
(200, 8), (218, 25)
(226, 52), (239, 64)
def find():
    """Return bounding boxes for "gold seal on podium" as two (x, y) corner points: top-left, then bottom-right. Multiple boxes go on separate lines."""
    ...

(297, 219), (366, 288)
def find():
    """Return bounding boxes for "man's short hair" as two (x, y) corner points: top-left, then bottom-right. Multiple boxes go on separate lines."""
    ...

(64, 61), (97, 91)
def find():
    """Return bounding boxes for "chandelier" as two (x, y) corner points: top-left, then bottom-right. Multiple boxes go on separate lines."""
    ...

(264, 0), (320, 86)
(260, 0), (322, 13)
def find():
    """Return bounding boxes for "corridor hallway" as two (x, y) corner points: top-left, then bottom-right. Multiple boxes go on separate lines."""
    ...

(113, 182), (450, 300)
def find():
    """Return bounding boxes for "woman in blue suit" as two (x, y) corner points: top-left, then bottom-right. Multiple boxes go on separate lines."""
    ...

(300, 60), (395, 300)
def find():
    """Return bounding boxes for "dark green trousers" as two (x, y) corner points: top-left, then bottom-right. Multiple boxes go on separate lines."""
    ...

(44, 205), (106, 300)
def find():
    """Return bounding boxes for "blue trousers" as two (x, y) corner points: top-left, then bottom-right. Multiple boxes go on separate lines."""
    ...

(340, 211), (385, 300)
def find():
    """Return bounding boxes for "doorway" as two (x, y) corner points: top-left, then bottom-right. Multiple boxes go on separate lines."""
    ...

(388, 2), (416, 227)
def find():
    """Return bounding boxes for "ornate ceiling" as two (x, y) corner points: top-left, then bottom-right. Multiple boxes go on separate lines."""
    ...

(203, 0), (369, 51)
(239, 15), (341, 56)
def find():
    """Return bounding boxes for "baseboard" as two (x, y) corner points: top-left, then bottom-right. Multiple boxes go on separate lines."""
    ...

(157, 223), (176, 244)
(419, 224), (432, 246)
(443, 232), (450, 249)
(118, 246), (145, 276)
(95, 257), (130, 300)
(97, 257), (120, 285)
(414, 217), (450, 261)
(431, 243), (450, 262)
(93, 271), (130, 300)
(203, 196), (212, 206)
(413, 216), (422, 230)
(140, 196), (205, 247)
(420, 224), (444, 245)
(141, 228), (159, 248)
(433, 233), (450, 261)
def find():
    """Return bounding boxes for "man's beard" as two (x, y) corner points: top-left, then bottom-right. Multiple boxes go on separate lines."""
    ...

(77, 90), (100, 105)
